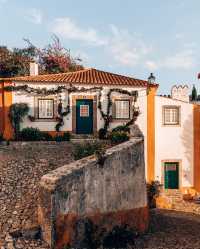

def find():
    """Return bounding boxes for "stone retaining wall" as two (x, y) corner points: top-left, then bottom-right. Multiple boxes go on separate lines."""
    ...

(38, 138), (148, 249)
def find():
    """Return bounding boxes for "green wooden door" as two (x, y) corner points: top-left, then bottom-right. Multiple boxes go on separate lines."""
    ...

(76, 99), (93, 134)
(164, 162), (179, 189)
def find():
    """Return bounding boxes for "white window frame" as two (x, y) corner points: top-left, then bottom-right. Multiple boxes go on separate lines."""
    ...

(163, 106), (180, 125)
(38, 99), (54, 119)
(115, 99), (130, 119)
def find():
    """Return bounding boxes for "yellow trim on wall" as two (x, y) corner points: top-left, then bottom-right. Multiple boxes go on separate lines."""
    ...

(3, 82), (13, 140)
(147, 86), (157, 183)
(0, 82), (4, 134)
(193, 104), (200, 192)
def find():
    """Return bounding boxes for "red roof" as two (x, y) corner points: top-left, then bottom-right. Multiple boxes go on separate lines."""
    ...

(0, 68), (158, 87)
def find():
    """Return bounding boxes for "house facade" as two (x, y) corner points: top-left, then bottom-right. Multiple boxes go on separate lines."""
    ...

(0, 68), (200, 193)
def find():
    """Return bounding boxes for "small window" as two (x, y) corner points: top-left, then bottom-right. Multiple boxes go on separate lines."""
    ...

(80, 105), (89, 117)
(163, 106), (180, 125)
(115, 100), (130, 119)
(38, 99), (54, 119)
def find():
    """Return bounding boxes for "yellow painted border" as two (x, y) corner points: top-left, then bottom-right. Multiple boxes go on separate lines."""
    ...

(147, 86), (157, 182)
(193, 104), (200, 192)
(3, 82), (13, 140)
(0, 82), (4, 134)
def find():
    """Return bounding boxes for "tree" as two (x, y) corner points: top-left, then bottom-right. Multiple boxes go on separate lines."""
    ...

(0, 36), (83, 77)
(191, 85), (198, 101)
(0, 46), (35, 77)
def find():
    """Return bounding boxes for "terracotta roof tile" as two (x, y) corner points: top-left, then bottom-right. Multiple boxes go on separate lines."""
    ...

(0, 68), (158, 87)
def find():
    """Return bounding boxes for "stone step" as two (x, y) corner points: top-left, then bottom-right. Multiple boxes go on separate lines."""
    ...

(157, 189), (200, 215)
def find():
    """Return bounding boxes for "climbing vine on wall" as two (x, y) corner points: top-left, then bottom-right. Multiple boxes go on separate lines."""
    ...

(9, 103), (29, 139)
(4, 85), (139, 133)
(98, 88), (139, 131)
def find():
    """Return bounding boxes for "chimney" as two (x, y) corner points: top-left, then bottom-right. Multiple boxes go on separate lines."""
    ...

(30, 62), (39, 76)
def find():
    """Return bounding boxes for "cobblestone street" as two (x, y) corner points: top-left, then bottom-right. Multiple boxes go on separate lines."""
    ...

(1, 143), (200, 248)
(0, 142), (74, 247)
(12, 209), (200, 249)
(135, 209), (200, 249)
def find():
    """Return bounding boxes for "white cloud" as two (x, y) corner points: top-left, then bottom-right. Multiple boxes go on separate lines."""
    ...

(52, 17), (107, 46)
(0, 0), (7, 8)
(0, 0), (7, 4)
(175, 33), (184, 40)
(145, 49), (195, 71)
(108, 25), (152, 67)
(25, 8), (43, 24)
(51, 18), (152, 66)
(50, 17), (197, 71)
(163, 50), (195, 69)
(145, 61), (159, 71)
(183, 42), (196, 49)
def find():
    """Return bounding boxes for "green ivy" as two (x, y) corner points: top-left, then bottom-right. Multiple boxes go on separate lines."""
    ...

(9, 103), (29, 140)
(5, 85), (139, 135)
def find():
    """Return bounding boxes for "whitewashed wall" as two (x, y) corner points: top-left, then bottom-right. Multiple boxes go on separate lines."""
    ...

(13, 82), (195, 187)
(13, 84), (61, 131)
(155, 96), (194, 187)
(12, 82), (148, 171)
(13, 83), (147, 134)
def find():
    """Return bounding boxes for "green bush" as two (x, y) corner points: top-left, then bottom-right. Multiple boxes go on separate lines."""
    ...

(55, 132), (71, 142)
(73, 141), (103, 160)
(98, 128), (107, 140)
(147, 181), (162, 208)
(19, 127), (47, 141)
(54, 135), (63, 142)
(112, 125), (130, 133)
(62, 132), (71, 141)
(0, 133), (4, 142)
(102, 225), (136, 248)
(9, 103), (29, 139)
(19, 128), (71, 142)
(42, 132), (54, 141)
(109, 131), (129, 144)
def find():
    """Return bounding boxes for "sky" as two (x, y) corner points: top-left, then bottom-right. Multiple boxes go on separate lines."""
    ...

(0, 0), (200, 94)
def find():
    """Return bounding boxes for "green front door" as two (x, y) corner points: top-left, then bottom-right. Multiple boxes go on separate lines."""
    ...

(164, 162), (179, 189)
(76, 99), (93, 134)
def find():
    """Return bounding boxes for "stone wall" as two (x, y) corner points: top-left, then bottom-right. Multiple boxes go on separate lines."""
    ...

(39, 138), (148, 249)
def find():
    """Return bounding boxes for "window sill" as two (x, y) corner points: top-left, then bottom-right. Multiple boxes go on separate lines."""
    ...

(112, 118), (131, 123)
(162, 124), (181, 127)
(31, 118), (57, 122)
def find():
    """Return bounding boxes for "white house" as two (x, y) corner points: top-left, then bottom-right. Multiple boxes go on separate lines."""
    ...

(1, 67), (200, 193)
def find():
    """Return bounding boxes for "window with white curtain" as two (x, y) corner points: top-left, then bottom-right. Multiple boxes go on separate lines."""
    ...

(38, 99), (54, 119)
(115, 100), (130, 119)
(163, 106), (180, 125)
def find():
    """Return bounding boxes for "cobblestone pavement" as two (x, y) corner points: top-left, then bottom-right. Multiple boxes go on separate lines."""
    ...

(3, 233), (50, 249)
(135, 209), (200, 249)
(0, 142), (74, 246)
(2, 141), (200, 248)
